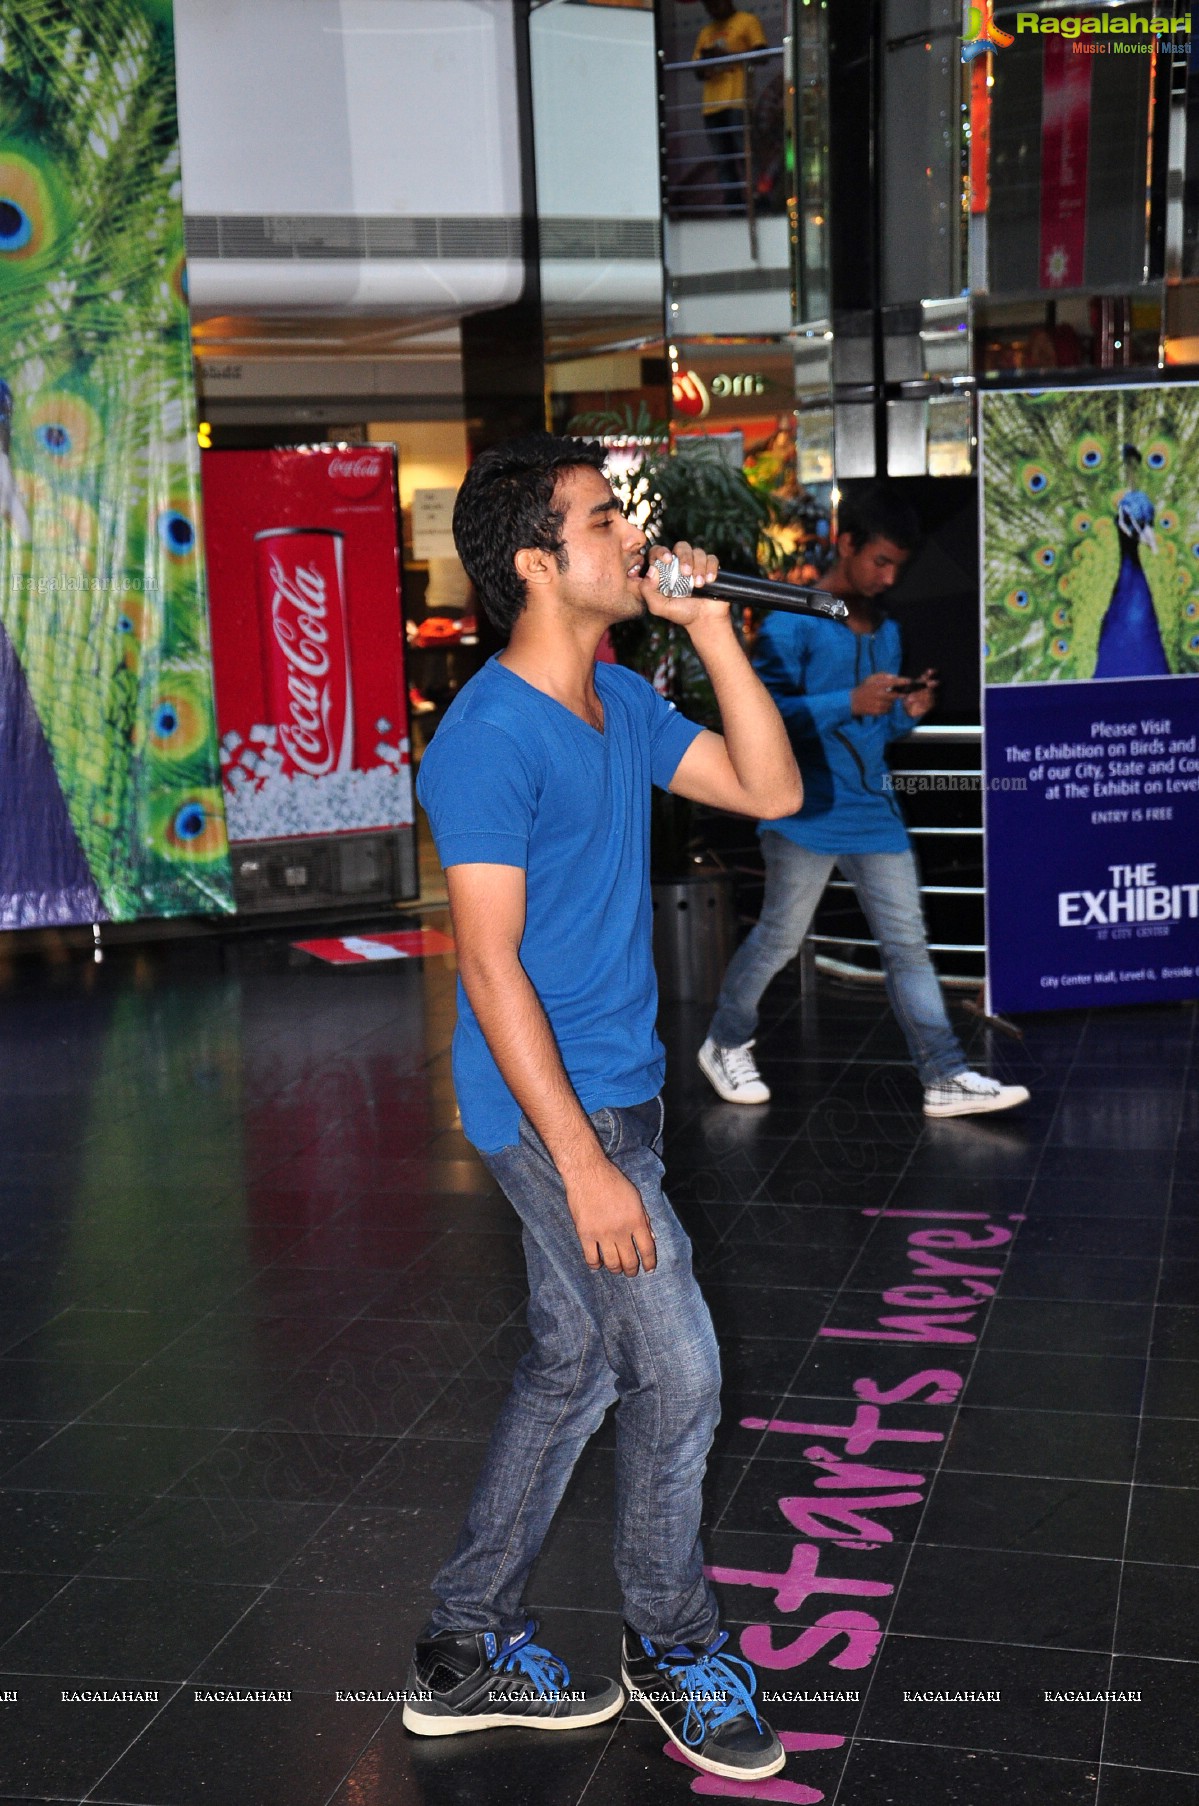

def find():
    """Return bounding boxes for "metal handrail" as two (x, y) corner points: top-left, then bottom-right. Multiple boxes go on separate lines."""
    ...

(908, 724), (981, 743)
(803, 719), (988, 988)
(662, 46), (782, 73)
(826, 880), (984, 896)
(808, 933), (987, 955)
(662, 41), (784, 251)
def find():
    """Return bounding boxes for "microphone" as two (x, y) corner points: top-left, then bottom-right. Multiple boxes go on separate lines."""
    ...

(651, 553), (848, 623)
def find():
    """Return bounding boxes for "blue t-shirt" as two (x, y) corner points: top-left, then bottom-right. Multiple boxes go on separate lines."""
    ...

(753, 611), (913, 854)
(416, 656), (704, 1152)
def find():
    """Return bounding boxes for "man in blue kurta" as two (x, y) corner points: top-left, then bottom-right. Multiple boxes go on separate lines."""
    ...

(405, 434), (799, 1784)
(700, 485), (1030, 1119)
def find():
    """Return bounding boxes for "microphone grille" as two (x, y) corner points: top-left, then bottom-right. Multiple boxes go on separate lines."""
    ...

(654, 553), (693, 599)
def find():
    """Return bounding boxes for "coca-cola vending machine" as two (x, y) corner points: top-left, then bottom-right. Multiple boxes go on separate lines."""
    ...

(201, 445), (417, 912)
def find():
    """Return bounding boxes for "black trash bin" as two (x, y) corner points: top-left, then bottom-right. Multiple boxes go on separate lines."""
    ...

(651, 866), (735, 1003)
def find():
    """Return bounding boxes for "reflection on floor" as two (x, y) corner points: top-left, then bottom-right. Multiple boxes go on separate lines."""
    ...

(0, 918), (1196, 1805)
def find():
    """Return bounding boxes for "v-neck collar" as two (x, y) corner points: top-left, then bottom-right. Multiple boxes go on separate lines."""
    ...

(492, 655), (606, 737)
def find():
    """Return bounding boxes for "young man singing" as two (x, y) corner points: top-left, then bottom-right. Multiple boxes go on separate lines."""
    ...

(699, 484), (1030, 1119)
(404, 435), (799, 1782)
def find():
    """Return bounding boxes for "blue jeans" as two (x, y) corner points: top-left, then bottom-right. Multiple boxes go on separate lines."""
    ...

(428, 1096), (722, 1648)
(708, 832), (967, 1087)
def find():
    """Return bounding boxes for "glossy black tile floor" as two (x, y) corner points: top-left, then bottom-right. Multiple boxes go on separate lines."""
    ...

(0, 920), (1196, 1805)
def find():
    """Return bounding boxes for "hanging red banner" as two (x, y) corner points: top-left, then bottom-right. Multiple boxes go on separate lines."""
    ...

(1039, 34), (1092, 288)
(969, 57), (991, 215)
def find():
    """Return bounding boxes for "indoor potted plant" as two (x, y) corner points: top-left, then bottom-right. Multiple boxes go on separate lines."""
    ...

(570, 407), (807, 998)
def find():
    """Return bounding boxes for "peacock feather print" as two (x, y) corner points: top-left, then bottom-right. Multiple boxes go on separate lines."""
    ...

(0, 0), (233, 924)
(982, 386), (1199, 687)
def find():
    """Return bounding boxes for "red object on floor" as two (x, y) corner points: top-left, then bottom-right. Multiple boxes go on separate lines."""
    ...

(295, 927), (455, 964)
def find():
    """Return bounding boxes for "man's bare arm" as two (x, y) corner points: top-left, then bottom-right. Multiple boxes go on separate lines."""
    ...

(446, 862), (657, 1278)
(641, 546), (801, 820)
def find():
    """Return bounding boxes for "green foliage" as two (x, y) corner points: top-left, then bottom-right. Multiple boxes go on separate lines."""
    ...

(569, 406), (787, 871)
(568, 406), (783, 731)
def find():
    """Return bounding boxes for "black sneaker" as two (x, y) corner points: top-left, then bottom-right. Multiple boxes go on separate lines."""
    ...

(621, 1623), (785, 1779)
(401, 1618), (624, 1737)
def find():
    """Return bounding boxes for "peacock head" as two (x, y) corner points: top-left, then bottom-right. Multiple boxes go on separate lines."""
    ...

(1116, 489), (1156, 554)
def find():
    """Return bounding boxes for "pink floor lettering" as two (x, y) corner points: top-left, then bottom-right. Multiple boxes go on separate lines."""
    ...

(820, 1208), (1019, 1344)
(800, 1449), (926, 1490)
(739, 1403), (943, 1454)
(664, 1731), (845, 1801)
(741, 1609), (882, 1670)
(776, 1490), (924, 1543)
(706, 1541), (892, 1615)
(853, 1369), (963, 1405)
(819, 1312), (977, 1344)
(708, 1365), (969, 1795)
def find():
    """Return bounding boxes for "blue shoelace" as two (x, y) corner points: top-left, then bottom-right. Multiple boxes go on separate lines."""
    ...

(489, 1620), (571, 1695)
(650, 1630), (763, 1746)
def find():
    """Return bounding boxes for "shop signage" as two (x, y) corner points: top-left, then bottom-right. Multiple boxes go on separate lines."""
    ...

(672, 369), (773, 418)
(411, 487), (459, 561)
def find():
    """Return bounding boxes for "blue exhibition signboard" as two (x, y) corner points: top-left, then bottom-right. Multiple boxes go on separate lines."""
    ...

(980, 384), (1199, 1014)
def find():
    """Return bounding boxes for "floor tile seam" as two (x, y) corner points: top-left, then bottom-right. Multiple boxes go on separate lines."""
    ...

(76, 1515), (357, 1795)
(267, 1225), (457, 1273)
(937, 1465), (1138, 1485)
(18, 1676), (404, 1698)
(194, 1234), (445, 1320)
(1098, 1100), (1182, 1769)
(565, 1715), (645, 1806)
(317, 1701), (411, 1806)
(883, 1536), (1148, 1564)
(845, 1731), (1109, 1763)
(340, 1328), (525, 1503)
(70, 1679), (188, 1804)
(0, 1421), (79, 1484)
(139, 1358), (426, 1508)
(75, 1409), (433, 1443)
(760, 1395), (1157, 1420)
(833, 1627), (1140, 1657)
(963, 1349), (1156, 1369)
(0, 1565), (87, 1663)
(76, 1483), (351, 1593)
(0, 1367), (198, 1487)
(1096, 1759), (1199, 1778)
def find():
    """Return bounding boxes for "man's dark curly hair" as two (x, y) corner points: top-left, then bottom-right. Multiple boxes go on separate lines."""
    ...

(452, 434), (607, 634)
(837, 484), (921, 555)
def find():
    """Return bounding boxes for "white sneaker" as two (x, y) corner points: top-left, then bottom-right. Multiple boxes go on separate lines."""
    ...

(923, 1070), (1030, 1119)
(698, 1037), (771, 1105)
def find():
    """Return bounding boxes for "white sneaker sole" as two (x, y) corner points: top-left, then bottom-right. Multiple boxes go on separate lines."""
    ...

(620, 1663), (785, 1780)
(924, 1085), (1030, 1119)
(402, 1690), (624, 1736)
(697, 1048), (771, 1106)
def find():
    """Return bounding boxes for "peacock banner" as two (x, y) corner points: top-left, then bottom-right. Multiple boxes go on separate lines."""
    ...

(981, 383), (1199, 1014)
(0, 0), (234, 928)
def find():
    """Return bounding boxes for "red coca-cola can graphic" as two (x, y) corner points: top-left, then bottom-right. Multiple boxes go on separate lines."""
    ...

(254, 527), (354, 779)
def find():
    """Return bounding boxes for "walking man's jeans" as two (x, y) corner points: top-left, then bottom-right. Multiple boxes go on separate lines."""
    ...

(427, 1096), (722, 1649)
(708, 832), (967, 1086)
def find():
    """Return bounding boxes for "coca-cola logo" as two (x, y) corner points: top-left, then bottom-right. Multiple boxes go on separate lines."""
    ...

(268, 554), (349, 777)
(327, 451), (387, 499)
